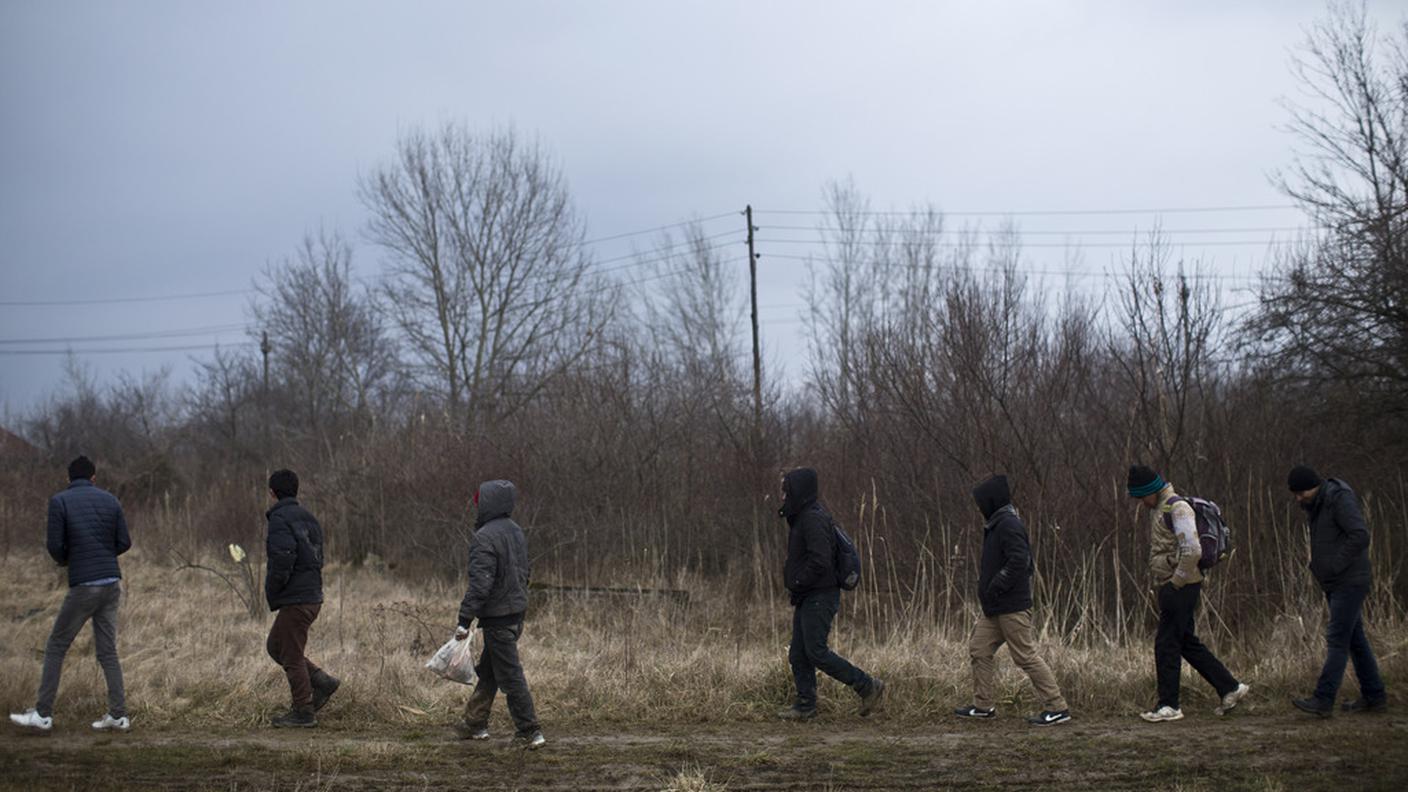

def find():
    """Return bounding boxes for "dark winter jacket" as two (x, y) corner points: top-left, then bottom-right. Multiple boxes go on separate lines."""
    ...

(458, 480), (531, 628)
(973, 475), (1034, 617)
(264, 498), (325, 611)
(780, 468), (838, 601)
(46, 479), (131, 587)
(1304, 478), (1372, 591)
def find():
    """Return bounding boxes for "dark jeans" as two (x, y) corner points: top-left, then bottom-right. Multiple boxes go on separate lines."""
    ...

(1155, 582), (1238, 709)
(789, 588), (872, 710)
(266, 603), (324, 710)
(36, 583), (125, 718)
(463, 622), (539, 736)
(1313, 585), (1386, 704)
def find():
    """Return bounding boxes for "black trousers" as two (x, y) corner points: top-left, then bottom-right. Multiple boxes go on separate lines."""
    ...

(1155, 582), (1238, 709)
(462, 622), (539, 735)
(789, 588), (872, 709)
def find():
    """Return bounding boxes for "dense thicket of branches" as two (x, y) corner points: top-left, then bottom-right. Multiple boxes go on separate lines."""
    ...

(2, 8), (1405, 636)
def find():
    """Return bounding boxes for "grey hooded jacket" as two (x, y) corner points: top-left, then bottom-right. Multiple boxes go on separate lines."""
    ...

(457, 480), (531, 628)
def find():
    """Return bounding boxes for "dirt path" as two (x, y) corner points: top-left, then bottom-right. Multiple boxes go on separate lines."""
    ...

(3, 711), (1407, 791)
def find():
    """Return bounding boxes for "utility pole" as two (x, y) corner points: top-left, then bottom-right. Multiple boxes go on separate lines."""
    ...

(261, 331), (271, 396)
(745, 205), (762, 454)
(260, 330), (271, 449)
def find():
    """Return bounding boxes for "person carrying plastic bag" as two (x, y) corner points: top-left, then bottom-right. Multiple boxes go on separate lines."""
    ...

(450, 479), (545, 750)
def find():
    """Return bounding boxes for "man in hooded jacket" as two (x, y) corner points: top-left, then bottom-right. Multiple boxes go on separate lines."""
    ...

(777, 467), (884, 719)
(1287, 466), (1387, 717)
(954, 474), (1071, 725)
(454, 479), (544, 749)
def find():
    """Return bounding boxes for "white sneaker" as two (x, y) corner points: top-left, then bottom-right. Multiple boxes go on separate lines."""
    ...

(92, 714), (131, 731)
(9, 709), (53, 731)
(1216, 683), (1251, 716)
(1140, 705), (1184, 723)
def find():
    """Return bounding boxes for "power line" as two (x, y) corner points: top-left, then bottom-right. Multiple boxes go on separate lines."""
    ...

(0, 213), (743, 308)
(0, 288), (255, 308)
(759, 252), (1272, 283)
(578, 211), (737, 246)
(755, 236), (1306, 249)
(757, 224), (1316, 236)
(0, 341), (258, 356)
(0, 322), (251, 346)
(754, 204), (1302, 217)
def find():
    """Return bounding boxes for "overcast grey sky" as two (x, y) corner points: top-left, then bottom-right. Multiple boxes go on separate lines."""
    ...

(1, 0), (1401, 416)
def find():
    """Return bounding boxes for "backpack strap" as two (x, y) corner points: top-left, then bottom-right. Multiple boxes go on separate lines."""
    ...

(1161, 495), (1186, 533)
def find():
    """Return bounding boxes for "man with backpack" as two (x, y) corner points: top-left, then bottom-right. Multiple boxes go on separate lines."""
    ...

(1128, 465), (1249, 722)
(263, 469), (340, 728)
(1287, 466), (1387, 717)
(955, 474), (1071, 725)
(777, 467), (884, 720)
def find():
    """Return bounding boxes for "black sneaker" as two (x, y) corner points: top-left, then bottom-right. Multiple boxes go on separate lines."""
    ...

(1292, 697), (1333, 718)
(514, 731), (546, 750)
(1027, 709), (1071, 726)
(954, 705), (996, 719)
(1341, 698), (1388, 714)
(777, 705), (817, 720)
(271, 709), (317, 728)
(311, 671), (341, 712)
(858, 678), (886, 717)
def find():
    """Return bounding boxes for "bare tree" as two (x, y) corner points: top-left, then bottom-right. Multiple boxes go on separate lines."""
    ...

(1250, 1), (1408, 418)
(252, 228), (400, 446)
(1108, 233), (1226, 477)
(640, 222), (752, 453)
(359, 124), (614, 428)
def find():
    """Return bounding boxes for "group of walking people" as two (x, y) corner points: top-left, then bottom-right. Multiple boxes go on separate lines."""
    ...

(8, 455), (1389, 747)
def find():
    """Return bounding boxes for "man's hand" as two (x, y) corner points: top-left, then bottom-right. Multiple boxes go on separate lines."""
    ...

(455, 625), (471, 641)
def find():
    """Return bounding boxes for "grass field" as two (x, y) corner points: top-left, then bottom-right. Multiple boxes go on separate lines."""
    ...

(1, 551), (1404, 790)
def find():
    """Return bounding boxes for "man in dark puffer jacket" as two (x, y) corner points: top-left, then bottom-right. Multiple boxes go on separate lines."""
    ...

(777, 467), (884, 720)
(1288, 466), (1387, 717)
(10, 456), (132, 733)
(453, 480), (544, 749)
(263, 469), (339, 728)
(955, 475), (1071, 726)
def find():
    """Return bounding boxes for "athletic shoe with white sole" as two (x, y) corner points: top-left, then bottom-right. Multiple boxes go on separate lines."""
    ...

(1027, 709), (1072, 726)
(9, 709), (53, 732)
(1140, 705), (1184, 723)
(91, 714), (131, 731)
(953, 705), (996, 719)
(516, 731), (546, 750)
(1216, 683), (1251, 716)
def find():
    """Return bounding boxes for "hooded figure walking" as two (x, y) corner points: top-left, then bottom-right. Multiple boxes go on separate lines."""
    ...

(954, 474), (1071, 725)
(453, 480), (545, 749)
(1287, 466), (1387, 717)
(777, 467), (885, 720)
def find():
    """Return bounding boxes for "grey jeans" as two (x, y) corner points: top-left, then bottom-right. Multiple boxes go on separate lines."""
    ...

(462, 622), (539, 736)
(36, 583), (125, 719)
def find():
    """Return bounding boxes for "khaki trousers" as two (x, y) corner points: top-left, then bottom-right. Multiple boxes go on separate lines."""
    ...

(969, 609), (1068, 711)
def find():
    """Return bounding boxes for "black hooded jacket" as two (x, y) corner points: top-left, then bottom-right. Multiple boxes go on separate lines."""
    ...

(458, 480), (531, 628)
(973, 475), (1034, 617)
(1304, 478), (1372, 591)
(264, 498), (325, 611)
(780, 468), (838, 598)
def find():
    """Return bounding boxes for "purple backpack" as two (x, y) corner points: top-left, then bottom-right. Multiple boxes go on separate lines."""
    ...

(1163, 496), (1232, 570)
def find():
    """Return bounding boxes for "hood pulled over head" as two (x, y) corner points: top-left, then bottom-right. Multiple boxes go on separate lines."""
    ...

(780, 468), (819, 519)
(972, 474), (1012, 521)
(475, 479), (517, 526)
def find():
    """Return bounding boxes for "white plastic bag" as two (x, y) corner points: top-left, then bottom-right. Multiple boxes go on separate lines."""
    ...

(425, 633), (478, 685)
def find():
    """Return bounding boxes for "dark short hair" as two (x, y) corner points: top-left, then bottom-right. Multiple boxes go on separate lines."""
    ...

(68, 455), (96, 481)
(269, 469), (299, 499)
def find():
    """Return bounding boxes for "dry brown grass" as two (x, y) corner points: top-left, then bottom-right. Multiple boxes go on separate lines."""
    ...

(2, 549), (1403, 733)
